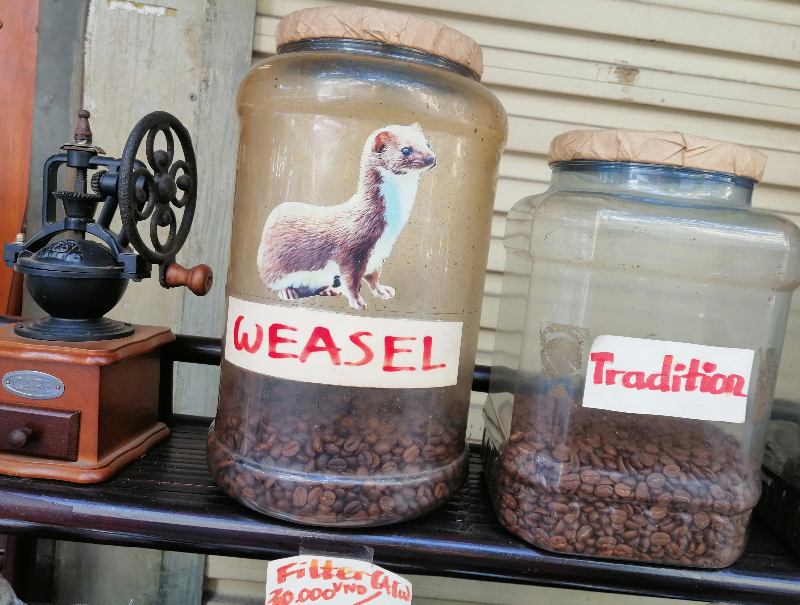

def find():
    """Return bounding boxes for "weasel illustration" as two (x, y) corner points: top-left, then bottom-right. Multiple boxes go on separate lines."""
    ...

(257, 123), (436, 310)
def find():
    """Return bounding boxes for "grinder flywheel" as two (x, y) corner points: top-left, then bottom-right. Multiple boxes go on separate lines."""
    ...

(4, 110), (213, 341)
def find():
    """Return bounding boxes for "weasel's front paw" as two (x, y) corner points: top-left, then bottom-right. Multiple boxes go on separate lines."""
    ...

(277, 288), (299, 300)
(317, 286), (342, 297)
(371, 284), (395, 299)
(348, 295), (367, 310)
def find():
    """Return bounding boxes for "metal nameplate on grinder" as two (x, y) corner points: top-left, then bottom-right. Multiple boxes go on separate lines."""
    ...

(3, 370), (65, 400)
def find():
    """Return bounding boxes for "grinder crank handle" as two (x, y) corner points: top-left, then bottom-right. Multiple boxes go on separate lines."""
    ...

(164, 262), (213, 296)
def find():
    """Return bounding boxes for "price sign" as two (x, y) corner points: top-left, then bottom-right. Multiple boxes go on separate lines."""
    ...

(265, 555), (412, 605)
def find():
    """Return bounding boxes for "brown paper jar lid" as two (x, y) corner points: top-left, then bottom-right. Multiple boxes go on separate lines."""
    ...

(275, 6), (484, 79)
(548, 129), (766, 182)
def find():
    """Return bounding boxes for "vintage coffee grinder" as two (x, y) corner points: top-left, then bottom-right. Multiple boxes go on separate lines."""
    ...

(0, 110), (212, 483)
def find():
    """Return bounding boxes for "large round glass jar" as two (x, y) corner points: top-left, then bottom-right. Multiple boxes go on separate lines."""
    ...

(208, 7), (507, 526)
(482, 129), (800, 567)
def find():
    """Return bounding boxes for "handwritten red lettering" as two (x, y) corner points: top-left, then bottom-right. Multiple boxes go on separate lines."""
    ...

(233, 316), (263, 353)
(309, 559), (334, 581)
(268, 588), (294, 605)
(370, 571), (390, 591)
(621, 371), (646, 390)
(383, 337), (416, 372)
(671, 363), (687, 392)
(645, 355), (672, 392)
(277, 562), (305, 584)
(684, 359), (703, 391)
(269, 324), (298, 359)
(589, 353), (749, 398)
(352, 592), (382, 605)
(725, 374), (747, 397)
(590, 352), (614, 384)
(299, 327), (342, 365)
(422, 336), (446, 371)
(344, 332), (374, 367)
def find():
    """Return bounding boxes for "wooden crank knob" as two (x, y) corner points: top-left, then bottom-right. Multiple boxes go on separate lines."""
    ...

(9, 428), (33, 448)
(165, 263), (213, 296)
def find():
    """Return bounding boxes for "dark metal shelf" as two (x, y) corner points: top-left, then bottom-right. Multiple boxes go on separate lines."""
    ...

(0, 335), (797, 604)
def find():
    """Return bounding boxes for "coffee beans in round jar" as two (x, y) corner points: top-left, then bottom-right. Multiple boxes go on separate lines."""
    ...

(485, 393), (760, 567)
(208, 365), (468, 526)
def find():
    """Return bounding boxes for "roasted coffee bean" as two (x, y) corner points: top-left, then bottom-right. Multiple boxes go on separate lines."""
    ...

(343, 436), (361, 453)
(307, 487), (322, 506)
(293, 486), (308, 507)
(552, 446), (572, 462)
(709, 484), (726, 499)
(403, 445), (421, 463)
(672, 489), (692, 505)
(559, 473), (581, 491)
(208, 396), (467, 526)
(594, 484), (614, 498)
(327, 458), (348, 471)
(581, 469), (601, 485)
(614, 483), (632, 498)
(282, 441), (301, 457)
(374, 440), (393, 455)
(650, 506), (668, 520)
(693, 511), (711, 529)
(490, 402), (757, 567)
(577, 525), (593, 541)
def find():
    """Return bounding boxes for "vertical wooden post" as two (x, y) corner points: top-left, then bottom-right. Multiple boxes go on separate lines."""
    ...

(0, 0), (39, 311)
(174, 0), (259, 416)
(2, 535), (39, 600)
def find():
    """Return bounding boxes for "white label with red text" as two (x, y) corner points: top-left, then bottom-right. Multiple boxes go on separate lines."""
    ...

(225, 297), (462, 388)
(583, 335), (755, 423)
(265, 556), (411, 605)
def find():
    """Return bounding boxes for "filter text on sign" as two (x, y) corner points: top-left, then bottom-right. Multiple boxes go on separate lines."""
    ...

(268, 558), (411, 605)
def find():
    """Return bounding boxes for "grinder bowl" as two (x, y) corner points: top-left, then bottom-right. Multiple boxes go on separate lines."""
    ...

(13, 238), (133, 341)
(24, 273), (128, 319)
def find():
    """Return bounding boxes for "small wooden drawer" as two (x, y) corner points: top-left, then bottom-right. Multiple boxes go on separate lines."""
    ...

(0, 402), (80, 461)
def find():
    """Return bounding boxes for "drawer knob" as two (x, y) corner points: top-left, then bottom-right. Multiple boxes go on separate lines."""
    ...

(9, 428), (33, 448)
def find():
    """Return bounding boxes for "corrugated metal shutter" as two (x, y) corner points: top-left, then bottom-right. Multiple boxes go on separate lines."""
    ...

(253, 0), (800, 441)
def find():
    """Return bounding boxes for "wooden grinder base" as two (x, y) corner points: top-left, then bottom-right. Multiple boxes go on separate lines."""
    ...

(0, 324), (174, 483)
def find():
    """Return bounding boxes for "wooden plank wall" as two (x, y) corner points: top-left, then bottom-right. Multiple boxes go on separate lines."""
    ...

(77, 0), (256, 417)
(251, 0), (800, 440)
(0, 0), (39, 312)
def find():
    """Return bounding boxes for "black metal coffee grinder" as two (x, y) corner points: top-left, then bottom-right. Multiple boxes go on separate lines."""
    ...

(0, 110), (212, 482)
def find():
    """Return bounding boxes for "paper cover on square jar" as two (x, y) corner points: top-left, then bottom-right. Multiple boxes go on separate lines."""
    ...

(548, 129), (766, 181)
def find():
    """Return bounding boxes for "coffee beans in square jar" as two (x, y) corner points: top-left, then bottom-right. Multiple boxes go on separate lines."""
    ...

(207, 365), (468, 526)
(485, 393), (760, 567)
